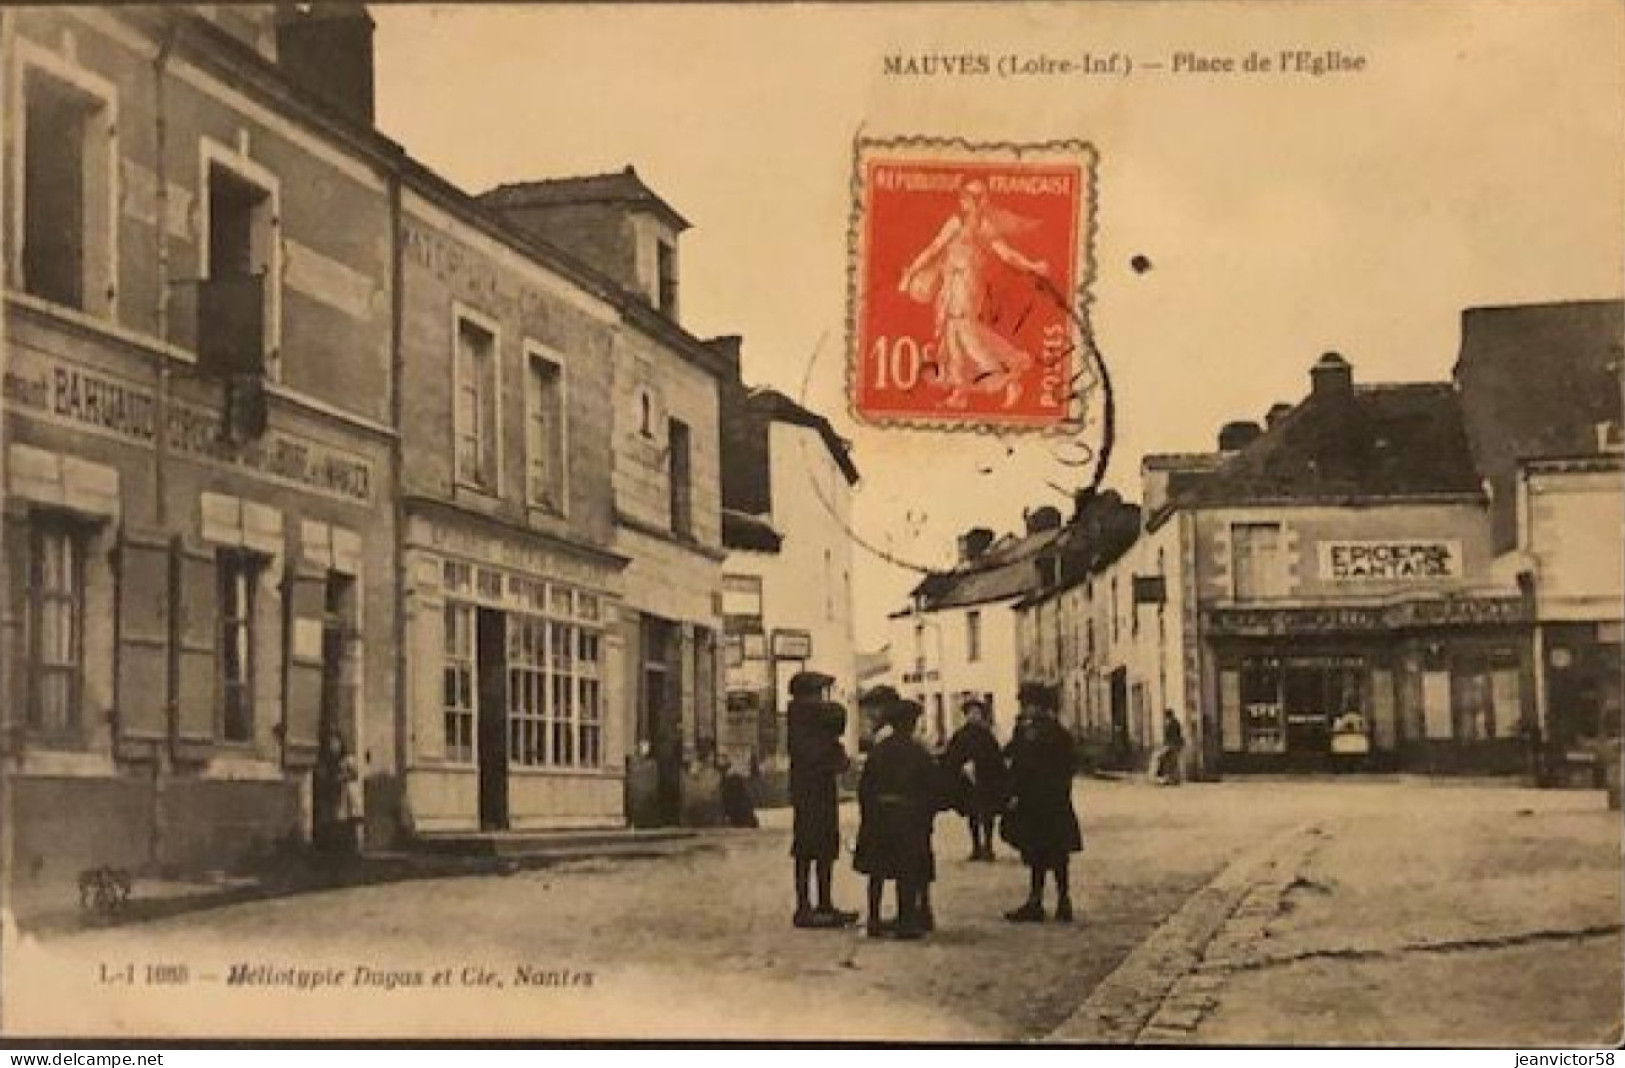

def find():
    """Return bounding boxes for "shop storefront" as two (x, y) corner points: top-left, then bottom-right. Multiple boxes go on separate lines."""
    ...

(402, 511), (625, 832)
(1208, 596), (1533, 774)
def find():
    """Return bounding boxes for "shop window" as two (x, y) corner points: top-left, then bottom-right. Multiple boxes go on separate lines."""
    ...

(507, 616), (548, 767)
(578, 629), (603, 767)
(442, 602), (476, 763)
(503, 614), (605, 770)
(20, 63), (115, 314)
(1232, 523), (1286, 600)
(526, 350), (566, 513)
(218, 550), (262, 743)
(1240, 657), (1285, 754)
(26, 519), (87, 738)
(454, 315), (499, 492)
(201, 160), (277, 379)
(668, 418), (693, 538)
(966, 610), (983, 663)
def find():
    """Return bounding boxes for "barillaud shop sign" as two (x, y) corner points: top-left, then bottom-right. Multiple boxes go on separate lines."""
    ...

(1318, 540), (1462, 581)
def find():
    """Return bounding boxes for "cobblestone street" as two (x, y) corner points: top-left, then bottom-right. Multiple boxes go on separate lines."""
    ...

(5, 779), (1618, 1043)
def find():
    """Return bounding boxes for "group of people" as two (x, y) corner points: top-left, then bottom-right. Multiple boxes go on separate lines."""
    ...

(786, 672), (1083, 940)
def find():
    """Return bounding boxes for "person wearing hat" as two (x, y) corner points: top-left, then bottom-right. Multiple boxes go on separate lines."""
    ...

(942, 697), (1008, 861)
(1001, 681), (1083, 922)
(787, 669), (858, 928)
(853, 697), (938, 939)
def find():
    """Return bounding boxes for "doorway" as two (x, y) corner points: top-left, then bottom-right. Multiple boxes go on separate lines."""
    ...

(476, 608), (509, 831)
(641, 618), (681, 825)
(1109, 668), (1130, 766)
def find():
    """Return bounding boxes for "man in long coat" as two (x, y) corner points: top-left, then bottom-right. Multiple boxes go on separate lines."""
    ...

(787, 670), (858, 928)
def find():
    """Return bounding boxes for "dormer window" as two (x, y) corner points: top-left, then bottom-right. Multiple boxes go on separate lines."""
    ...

(656, 239), (678, 318)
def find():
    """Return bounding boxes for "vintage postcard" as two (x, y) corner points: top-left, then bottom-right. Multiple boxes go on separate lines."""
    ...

(1, 0), (1622, 1046)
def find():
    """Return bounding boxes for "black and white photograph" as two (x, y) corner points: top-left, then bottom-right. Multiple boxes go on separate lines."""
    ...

(0, 0), (1620, 1046)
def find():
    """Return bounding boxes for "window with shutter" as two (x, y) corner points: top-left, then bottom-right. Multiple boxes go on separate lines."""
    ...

(116, 531), (173, 756)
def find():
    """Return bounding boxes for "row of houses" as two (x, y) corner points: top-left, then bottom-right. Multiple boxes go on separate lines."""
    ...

(890, 302), (1623, 780)
(0, 5), (860, 884)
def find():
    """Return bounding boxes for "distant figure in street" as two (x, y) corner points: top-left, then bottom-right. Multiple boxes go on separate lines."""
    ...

(1001, 681), (1083, 922)
(942, 698), (1008, 860)
(787, 670), (858, 929)
(718, 755), (760, 829)
(1153, 709), (1185, 786)
(854, 698), (939, 939)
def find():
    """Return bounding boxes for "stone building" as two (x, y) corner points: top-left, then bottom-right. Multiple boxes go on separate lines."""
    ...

(1, 6), (399, 880)
(480, 171), (732, 826)
(393, 163), (631, 834)
(887, 507), (1069, 747)
(717, 349), (860, 794)
(1077, 354), (1536, 777)
(1453, 300), (1624, 778)
(1011, 491), (1146, 769)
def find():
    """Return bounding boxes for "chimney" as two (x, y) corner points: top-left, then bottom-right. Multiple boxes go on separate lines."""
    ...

(707, 335), (743, 384)
(958, 527), (996, 563)
(1023, 505), (1063, 534)
(276, 3), (376, 127)
(1310, 351), (1354, 399)
(1218, 420), (1264, 452)
(1265, 402), (1294, 430)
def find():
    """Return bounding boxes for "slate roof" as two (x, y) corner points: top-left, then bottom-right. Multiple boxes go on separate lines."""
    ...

(720, 383), (859, 542)
(479, 166), (691, 231)
(1174, 382), (1483, 508)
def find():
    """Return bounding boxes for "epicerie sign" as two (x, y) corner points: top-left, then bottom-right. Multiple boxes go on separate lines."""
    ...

(1319, 540), (1462, 581)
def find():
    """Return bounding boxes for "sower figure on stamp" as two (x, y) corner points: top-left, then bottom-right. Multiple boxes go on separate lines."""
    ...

(854, 698), (939, 940)
(787, 670), (859, 929)
(942, 697), (1008, 861)
(897, 179), (1050, 410)
(1001, 681), (1083, 923)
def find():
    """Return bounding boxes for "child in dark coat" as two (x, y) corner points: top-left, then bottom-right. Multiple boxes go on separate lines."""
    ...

(1002, 682), (1084, 923)
(853, 699), (938, 939)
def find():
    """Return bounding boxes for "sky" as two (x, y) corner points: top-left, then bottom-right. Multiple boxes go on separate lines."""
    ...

(371, 1), (1625, 649)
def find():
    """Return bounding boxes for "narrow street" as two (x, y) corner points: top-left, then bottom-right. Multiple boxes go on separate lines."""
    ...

(5, 779), (1618, 1043)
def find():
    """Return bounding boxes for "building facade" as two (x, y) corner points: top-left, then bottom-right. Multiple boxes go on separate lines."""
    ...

(481, 173), (731, 827)
(1, 7), (399, 881)
(1454, 300), (1624, 779)
(394, 172), (631, 834)
(718, 358), (861, 791)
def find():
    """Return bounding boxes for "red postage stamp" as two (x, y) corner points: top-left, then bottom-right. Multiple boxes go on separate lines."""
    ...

(849, 138), (1098, 430)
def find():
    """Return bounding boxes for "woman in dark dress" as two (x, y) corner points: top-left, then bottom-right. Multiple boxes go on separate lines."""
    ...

(1001, 682), (1083, 922)
(942, 698), (1008, 861)
(854, 699), (938, 939)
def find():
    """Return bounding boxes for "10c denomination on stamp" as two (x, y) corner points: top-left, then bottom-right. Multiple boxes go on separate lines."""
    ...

(849, 137), (1099, 430)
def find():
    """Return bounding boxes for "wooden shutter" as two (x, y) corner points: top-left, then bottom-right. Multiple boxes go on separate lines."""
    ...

(283, 566), (327, 768)
(174, 544), (218, 760)
(1370, 669), (1398, 750)
(115, 530), (173, 758)
(1220, 668), (1243, 753)
(4, 523), (31, 740)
